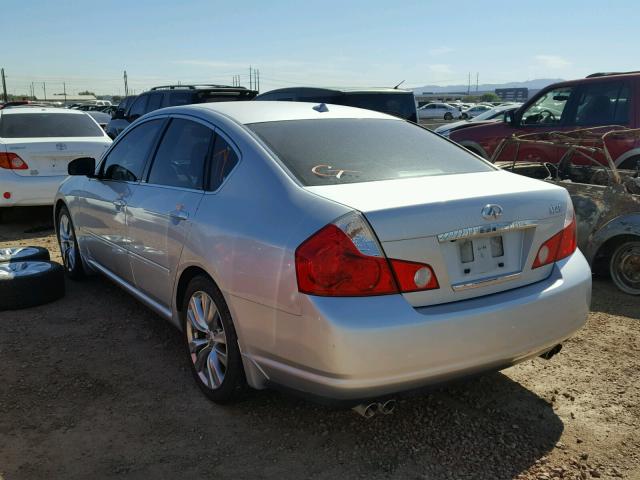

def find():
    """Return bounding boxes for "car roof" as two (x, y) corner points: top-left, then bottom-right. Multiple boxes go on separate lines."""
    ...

(0, 106), (88, 115)
(542, 72), (640, 91)
(168, 100), (397, 124)
(259, 86), (413, 95)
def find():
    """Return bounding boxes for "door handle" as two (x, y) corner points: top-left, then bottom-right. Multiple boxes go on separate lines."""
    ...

(169, 210), (189, 221)
(113, 199), (126, 211)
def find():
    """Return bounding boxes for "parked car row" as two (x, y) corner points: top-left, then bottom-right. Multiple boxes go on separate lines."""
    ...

(434, 103), (522, 137)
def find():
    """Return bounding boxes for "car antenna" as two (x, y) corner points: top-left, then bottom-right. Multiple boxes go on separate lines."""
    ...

(393, 80), (405, 89)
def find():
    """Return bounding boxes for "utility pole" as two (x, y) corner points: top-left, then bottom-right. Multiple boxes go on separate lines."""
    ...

(43, 82), (47, 101)
(63, 82), (67, 104)
(256, 69), (260, 92)
(249, 66), (253, 90)
(476, 72), (479, 92)
(123, 70), (129, 96)
(467, 72), (471, 95)
(1, 68), (7, 102)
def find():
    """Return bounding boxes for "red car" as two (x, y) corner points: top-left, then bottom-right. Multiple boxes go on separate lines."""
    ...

(450, 72), (640, 170)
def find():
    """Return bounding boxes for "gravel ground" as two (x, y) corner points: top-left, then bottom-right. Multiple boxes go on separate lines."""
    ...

(0, 207), (639, 480)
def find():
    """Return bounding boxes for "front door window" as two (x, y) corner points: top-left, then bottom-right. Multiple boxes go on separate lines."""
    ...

(521, 87), (573, 126)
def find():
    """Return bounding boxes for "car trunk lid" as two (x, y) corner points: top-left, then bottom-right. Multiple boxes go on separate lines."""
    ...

(2, 138), (109, 177)
(306, 170), (571, 306)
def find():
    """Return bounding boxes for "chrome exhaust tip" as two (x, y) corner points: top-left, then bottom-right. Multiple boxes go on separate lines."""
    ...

(379, 399), (396, 415)
(352, 402), (378, 418)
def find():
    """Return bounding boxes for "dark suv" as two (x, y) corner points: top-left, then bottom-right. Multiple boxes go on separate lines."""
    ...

(255, 87), (418, 122)
(106, 85), (258, 138)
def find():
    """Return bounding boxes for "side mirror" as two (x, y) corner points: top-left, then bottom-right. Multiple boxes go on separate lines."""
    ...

(112, 109), (126, 120)
(68, 157), (96, 177)
(503, 110), (516, 126)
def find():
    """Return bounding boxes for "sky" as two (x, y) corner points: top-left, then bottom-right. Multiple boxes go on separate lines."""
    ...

(3, 0), (638, 97)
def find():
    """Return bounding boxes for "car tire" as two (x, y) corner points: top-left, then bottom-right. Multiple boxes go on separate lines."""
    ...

(0, 246), (50, 263)
(181, 275), (246, 403)
(0, 261), (66, 310)
(56, 205), (84, 279)
(609, 239), (640, 295)
(444, 112), (453, 120)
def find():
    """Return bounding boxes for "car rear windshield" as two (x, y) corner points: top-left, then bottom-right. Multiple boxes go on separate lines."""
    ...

(166, 90), (257, 108)
(0, 113), (104, 138)
(339, 93), (417, 122)
(247, 118), (494, 186)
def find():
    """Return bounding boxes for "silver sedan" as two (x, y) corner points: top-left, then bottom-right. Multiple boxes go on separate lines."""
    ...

(54, 101), (592, 404)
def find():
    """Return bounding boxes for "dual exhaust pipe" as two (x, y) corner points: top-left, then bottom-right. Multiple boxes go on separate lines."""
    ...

(352, 343), (564, 418)
(352, 399), (396, 418)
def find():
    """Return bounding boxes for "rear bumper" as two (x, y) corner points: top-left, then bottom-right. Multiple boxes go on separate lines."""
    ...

(246, 250), (591, 401)
(0, 173), (65, 207)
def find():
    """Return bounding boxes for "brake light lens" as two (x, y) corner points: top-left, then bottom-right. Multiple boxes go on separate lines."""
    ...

(532, 200), (577, 269)
(0, 152), (28, 170)
(295, 212), (439, 296)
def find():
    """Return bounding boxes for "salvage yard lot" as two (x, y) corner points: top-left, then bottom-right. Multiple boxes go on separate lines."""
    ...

(1, 208), (639, 480)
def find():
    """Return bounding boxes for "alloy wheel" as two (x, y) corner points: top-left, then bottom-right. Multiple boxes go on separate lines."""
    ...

(58, 213), (76, 271)
(186, 291), (228, 389)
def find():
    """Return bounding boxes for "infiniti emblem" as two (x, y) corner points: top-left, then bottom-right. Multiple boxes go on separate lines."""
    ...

(55, 143), (67, 151)
(481, 204), (503, 220)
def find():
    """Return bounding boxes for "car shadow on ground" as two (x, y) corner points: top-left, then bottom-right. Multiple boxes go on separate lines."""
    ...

(590, 278), (640, 320)
(0, 206), (54, 242)
(0, 274), (564, 480)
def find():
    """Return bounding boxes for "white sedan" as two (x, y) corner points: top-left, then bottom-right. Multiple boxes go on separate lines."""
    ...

(461, 104), (493, 119)
(0, 107), (111, 209)
(417, 103), (461, 120)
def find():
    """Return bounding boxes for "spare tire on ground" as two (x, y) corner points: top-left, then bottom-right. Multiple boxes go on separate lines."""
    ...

(0, 246), (50, 263)
(0, 261), (65, 310)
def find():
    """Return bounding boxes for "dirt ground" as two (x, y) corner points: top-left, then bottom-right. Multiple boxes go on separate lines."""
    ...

(0, 207), (638, 480)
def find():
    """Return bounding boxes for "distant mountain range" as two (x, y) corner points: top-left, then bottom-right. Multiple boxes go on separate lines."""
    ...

(412, 78), (564, 94)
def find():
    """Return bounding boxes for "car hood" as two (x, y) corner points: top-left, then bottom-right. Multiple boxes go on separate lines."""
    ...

(435, 119), (500, 135)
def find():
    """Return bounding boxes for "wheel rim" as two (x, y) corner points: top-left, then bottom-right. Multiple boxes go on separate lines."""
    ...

(613, 244), (640, 293)
(58, 213), (76, 271)
(186, 291), (228, 389)
(0, 261), (51, 279)
(0, 247), (41, 261)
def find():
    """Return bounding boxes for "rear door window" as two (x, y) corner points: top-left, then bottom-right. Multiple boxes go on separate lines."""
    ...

(0, 113), (104, 138)
(128, 95), (148, 120)
(248, 118), (493, 186)
(342, 93), (416, 121)
(145, 92), (164, 114)
(100, 119), (163, 182)
(166, 91), (197, 107)
(572, 81), (630, 126)
(208, 134), (239, 191)
(147, 118), (213, 189)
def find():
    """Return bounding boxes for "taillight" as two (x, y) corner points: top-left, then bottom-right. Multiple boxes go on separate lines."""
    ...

(532, 199), (577, 269)
(295, 212), (439, 296)
(389, 259), (439, 292)
(0, 152), (28, 170)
